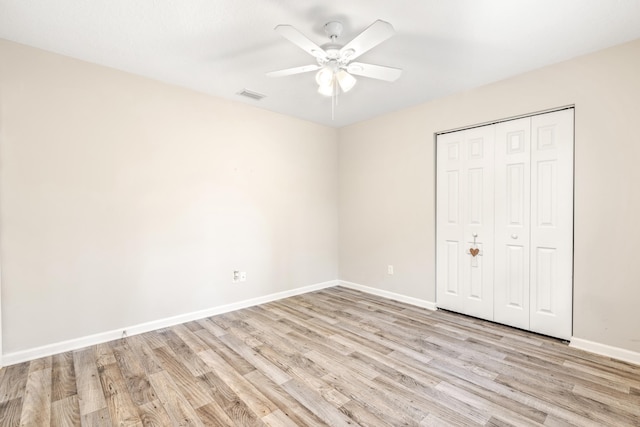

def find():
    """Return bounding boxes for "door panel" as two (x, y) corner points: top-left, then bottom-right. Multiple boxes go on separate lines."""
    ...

(530, 109), (574, 340)
(468, 242), (485, 299)
(494, 118), (531, 330)
(445, 241), (460, 295)
(436, 126), (494, 321)
(461, 126), (494, 320)
(446, 171), (460, 224)
(534, 247), (556, 313)
(506, 246), (526, 307)
(436, 131), (465, 313)
(536, 160), (557, 226)
(468, 168), (485, 225)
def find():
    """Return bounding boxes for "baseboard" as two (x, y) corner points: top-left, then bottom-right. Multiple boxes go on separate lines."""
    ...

(339, 282), (639, 366)
(570, 337), (640, 366)
(1, 280), (338, 366)
(338, 280), (437, 311)
(7, 280), (637, 368)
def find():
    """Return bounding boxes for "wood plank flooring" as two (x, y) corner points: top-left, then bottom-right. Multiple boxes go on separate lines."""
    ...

(1, 286), (639, 426)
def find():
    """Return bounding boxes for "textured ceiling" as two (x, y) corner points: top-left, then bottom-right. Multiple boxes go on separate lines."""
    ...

(2, 0), (640, 127)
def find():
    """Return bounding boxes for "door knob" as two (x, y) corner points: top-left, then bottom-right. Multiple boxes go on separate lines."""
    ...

(511, 234), (518, 239)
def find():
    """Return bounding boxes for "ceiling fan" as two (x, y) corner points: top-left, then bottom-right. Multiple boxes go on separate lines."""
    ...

(266, 20), (402, 101)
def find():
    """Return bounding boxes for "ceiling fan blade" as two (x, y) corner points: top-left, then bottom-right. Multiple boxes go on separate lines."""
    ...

(274, 25), (327, 59)
(339, 20), (395, 61)
(266, 64), (321, 77)
(347, 62), (402, 82)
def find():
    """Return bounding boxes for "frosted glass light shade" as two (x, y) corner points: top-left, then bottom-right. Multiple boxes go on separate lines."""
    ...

(336, 70), (356, 92)
(317, 83), (334, 97)
(315, 67), (334, 87)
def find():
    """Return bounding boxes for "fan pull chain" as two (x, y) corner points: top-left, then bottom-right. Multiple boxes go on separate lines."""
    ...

(331, 77), (337, 120)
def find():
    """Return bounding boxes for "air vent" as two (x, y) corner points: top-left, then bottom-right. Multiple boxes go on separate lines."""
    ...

(237, 89), (266, 101)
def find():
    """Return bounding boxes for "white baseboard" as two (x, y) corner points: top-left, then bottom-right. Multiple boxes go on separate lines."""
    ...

(570, 337), (640, 366)
(340, 281), (640, 366)
(6, 279), (638, 369)
(2, 280), (337, 366)
(338, 280), (437, 311)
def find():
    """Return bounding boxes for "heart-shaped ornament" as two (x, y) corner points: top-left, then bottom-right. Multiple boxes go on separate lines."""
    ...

(470, 248), (480, 257)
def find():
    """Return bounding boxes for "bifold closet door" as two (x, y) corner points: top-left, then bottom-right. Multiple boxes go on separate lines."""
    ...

(436, 126), (494, 321)
(529, 109), (574, 340)
(437, 109), (574, 340)
(494, 117), (532, 330)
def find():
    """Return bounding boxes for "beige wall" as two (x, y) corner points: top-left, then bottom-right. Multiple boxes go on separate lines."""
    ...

(339, 38), (640, 353)
(2, 35), (640, 358)
(0, 40), (338, 354)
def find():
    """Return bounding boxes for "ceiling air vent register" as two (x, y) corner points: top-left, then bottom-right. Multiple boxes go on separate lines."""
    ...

(237, 89), (266, 101)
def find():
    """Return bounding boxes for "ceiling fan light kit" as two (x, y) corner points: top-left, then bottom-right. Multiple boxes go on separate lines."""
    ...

(267, 19), (402, 119)
(315, 63), (356, 96)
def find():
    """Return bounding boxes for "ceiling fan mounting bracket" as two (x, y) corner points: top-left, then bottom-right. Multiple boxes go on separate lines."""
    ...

(323, 21), (343, 41)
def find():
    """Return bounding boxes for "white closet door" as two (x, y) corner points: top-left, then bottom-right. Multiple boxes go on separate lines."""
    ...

(437, 109), (573, 340)
(436, 130), (466, 314)
(436, 127), (494, 320)
(529, 109), (574, 340)
(462, 126), (495, 320)
(494, 117), (532, 330)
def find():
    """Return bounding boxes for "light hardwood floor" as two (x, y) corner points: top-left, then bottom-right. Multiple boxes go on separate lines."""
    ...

(1, 287), (639, 426)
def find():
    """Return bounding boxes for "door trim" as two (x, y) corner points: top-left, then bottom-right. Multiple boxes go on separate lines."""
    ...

(436, 105), (575, 136)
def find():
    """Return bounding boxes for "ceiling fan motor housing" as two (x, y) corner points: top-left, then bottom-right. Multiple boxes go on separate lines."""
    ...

(320, 44), (342, 60)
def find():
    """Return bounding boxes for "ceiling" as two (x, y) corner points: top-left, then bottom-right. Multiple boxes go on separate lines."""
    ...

(2, 1), (640, 128)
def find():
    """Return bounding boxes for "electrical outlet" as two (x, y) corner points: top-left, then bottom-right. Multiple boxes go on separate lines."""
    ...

(388, 265), (394, 275)
(233, 270), (240, 282)
(240, 271), (247, 281)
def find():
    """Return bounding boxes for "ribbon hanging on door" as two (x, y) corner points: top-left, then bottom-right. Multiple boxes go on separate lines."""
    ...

(468, 233), (482, 267)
